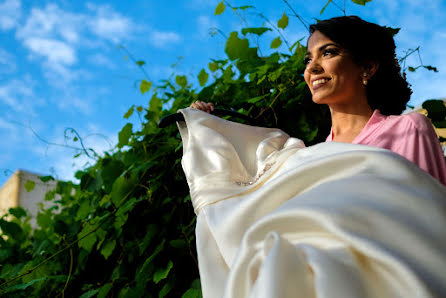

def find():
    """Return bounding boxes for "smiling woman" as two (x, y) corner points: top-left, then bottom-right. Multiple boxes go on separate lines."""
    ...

(305, 16), (446, 185)
(190, 16), (446, 185)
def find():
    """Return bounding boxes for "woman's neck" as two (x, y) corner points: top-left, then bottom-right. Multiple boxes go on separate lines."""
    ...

(329, 103), (374, 143)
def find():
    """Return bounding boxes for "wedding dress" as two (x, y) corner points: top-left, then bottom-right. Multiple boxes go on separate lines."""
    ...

(178, 108), (446, 298)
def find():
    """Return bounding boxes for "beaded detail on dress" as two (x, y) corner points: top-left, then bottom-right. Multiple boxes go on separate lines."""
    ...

(235, 162), (275, 186)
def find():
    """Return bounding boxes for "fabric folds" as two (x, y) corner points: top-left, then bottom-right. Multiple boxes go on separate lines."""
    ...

(178, 108), (446, 298)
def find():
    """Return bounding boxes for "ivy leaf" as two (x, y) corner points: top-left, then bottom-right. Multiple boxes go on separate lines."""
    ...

(176, 75), (188, 88)
(73, 136), (79, 142)
(117, 123), (133, 148)
(24, 180), (35, 192)
(8, 207), (26, 219)
(136, 60), (145, 66)
(139, 224), (157, 255)
(97, 283), (113, 298)
(140, 79), (152, 94)
(225, 32), (258, 61)
(384, 26), (400, 37)
(124, 105), (134, 119)
(37, 211), (52, 229)
(159, 281), (174, 298)
(271, 37), (282, 49)
(247, 95), (266, 104)
(79, 289), (100, 298)
(149, 94), (162, 115)
(241, 27), (272, 36)
(39, 175), (55, 182)
(198, 69), (209, 87)
(182, 288), (202, 298)
(423, 65), (438, 72)
(408, 66), (416, 72)
(76, 199), (90, 220)
(320, 0), (333, 14)
(422, 99), (446, 122)
(136, 106), (143, 112)
(209, 62), (218, 72)
(110, 176), (133, 206)
(169, 239), (187, 248)
(277, 13), (289, 29)
(4, 277), (47, 292)
(78, 225), (97, 253)
(351, 0), (372, 5)
(215, 1), (225, 15)
(101, 239), (116, 260)
(116, 197), (139, 217)
(153, 260), (173, 284)
(232, 5), (254, 10)
(0, 219), (22, 238)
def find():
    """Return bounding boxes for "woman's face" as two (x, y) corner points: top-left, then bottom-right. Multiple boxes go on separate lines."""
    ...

(304, 30), (365, 106)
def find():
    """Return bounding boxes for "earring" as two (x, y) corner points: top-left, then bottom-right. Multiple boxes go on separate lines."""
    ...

(362, 72), (368, 86)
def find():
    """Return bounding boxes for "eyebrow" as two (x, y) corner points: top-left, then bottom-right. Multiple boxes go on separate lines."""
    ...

(305, 43), (340, 56)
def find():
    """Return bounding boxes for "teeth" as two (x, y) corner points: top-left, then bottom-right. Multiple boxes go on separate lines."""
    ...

(312, 78), (329, 86)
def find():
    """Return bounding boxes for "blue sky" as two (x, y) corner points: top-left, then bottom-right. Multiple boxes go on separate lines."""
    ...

(1, 0), (445, 186)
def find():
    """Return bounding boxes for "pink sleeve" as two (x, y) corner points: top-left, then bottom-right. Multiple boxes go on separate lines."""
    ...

(396, 113), (446, 186)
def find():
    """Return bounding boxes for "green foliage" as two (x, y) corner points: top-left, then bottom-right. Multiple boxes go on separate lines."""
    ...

(215, 1), (225, 15)
(24, 180), (35, 192)
(422, 99), (446, 128)
(225, 32), (258, 60)
(198, 69), (209, 87)
(140, 79), (152, 94)
(270, 37), (282, 49)
(241, 27), (272, 36)
(384, 26), (400, 37)
(351, 0), (373, 5)
(0, 2), (440, 297)
(277, 13), (289, 29)
(320, 0), (333, 14)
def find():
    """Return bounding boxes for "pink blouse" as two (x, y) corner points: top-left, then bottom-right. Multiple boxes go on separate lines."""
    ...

(326, 110), (446, 186)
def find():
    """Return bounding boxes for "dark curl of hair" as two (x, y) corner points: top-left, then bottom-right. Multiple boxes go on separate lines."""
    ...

(309, 16), (412, 115)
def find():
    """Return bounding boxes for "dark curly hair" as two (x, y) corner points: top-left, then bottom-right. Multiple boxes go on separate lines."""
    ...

(308, 16), (412, 115)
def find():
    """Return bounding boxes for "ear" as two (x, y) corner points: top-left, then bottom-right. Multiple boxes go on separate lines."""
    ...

(362, 62), (379, 80)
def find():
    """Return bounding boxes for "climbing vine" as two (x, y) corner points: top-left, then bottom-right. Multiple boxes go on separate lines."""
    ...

(0, 1), (444, 297)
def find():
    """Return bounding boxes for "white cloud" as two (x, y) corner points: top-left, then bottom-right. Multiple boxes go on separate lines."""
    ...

(87, 53), (115, 69)
(57, 97), (93, 115)
(86, 3), (132, 42)
(24, 38), (76, 65)
(0, 0), (21, 30)
(16, 4), (83, 43)
(0, 47), (17, 73)
(0, 79), (34, 111)
(149, 30), (182, 48)
(14, 3), (133, 83)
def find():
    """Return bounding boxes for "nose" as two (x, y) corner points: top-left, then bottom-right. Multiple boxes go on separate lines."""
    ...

(306, 58), (323, 74)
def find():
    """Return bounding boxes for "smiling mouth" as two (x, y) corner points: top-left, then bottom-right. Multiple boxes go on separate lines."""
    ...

(312, 78), (331, 89)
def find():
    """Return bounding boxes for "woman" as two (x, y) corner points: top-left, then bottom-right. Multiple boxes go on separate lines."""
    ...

(191, 16), (446, 186)
(181, 16), (446, 298)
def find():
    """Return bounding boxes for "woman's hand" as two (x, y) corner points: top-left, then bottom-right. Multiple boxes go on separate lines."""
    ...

(190, 101), (214, 113)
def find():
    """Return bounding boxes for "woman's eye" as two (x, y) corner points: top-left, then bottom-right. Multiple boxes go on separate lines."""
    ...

(323, 49), (338, 56)
(303, 57), (311, 65)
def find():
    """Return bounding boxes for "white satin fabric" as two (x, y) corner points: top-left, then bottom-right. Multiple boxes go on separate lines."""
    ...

(178, 108), (446, 298)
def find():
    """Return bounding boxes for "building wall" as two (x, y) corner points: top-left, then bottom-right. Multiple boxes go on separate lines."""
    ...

(0, 170), (57, 228)
(0, 171), (20, 215)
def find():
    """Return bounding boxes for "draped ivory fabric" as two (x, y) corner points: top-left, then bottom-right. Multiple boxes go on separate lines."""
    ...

(178, 108), (446, 298)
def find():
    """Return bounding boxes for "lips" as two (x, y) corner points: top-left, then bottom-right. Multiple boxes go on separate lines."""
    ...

(311, 78), (331, 90)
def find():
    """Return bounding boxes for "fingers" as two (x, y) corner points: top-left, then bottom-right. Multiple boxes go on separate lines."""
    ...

(190, 101), (214, 113)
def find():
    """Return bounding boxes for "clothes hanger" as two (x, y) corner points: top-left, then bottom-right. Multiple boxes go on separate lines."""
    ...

(157, 108), (264, 128)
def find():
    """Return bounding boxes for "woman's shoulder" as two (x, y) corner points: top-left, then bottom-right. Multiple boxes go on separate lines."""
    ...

(385, 111), (433, 132)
